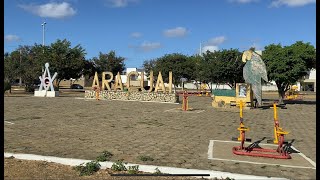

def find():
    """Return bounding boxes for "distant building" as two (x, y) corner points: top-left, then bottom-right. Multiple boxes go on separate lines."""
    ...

(298, 68), (316, 92)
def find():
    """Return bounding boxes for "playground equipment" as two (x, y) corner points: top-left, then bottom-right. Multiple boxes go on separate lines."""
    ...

(232, 101), (291, 159)
(176, 90), (207, 111)
(267, 103), (289, 144)
(231, 100), (252, 143)
(285, 85), (303, 100)
(198, 83), (211, 97)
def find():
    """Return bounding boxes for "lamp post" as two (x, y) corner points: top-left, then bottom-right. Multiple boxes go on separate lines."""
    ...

(41, 22), (46, 46)
(19, 49), (22, 86)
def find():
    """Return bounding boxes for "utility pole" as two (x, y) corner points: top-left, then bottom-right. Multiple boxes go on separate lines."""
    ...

(41, 22), (46, 46)
(19, 49), (22, 87)
(41, 22), (46, 54)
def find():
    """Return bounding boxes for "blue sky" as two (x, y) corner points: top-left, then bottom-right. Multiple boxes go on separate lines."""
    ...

(4, 0), (316, 68)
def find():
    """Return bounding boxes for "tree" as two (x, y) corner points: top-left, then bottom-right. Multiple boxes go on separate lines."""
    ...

(142, 59), (157, 77)
(93, 51), (126, 76)
(4, 52), (19, 93)
(148, 53), (196, 88)
(82, 60), (97, 79)
(48, 39), (86, 88)
(19, 45), (45, 92)
(202, 49), (244, 89)
(262, 41), (316, 104)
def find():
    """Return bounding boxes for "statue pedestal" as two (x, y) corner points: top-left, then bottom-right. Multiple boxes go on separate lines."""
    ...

(34, 90), (59, 97)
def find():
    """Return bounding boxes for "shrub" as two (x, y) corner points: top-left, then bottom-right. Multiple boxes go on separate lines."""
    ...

(111, 160), (127, 171)
(127, 165), (139, 174)
(73, 161), (101, 176)
(96, 151), (113, 162)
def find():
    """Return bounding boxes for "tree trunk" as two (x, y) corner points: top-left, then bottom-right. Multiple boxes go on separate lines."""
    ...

(278, 90), (285, 104)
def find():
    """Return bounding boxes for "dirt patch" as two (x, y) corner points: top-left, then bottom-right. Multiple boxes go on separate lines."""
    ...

(4, 157), (203, 180)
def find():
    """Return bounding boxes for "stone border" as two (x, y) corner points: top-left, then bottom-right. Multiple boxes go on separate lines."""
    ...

(85, 90), (179, 103)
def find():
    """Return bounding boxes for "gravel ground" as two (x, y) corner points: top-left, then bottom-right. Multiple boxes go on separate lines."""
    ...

(4, 90), (316, 179)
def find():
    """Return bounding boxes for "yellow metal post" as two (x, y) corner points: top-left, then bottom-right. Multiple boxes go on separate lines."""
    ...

(273, 103), (279, 143)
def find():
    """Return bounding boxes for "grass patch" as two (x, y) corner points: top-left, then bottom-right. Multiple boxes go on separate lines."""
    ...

(138, 155), (154, 162)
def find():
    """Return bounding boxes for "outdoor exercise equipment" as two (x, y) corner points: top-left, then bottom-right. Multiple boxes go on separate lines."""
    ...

(198, 83), (211, 97)
(267, 103), (289, 144)
(285, 85), (303, 100)
(232, 101), (291, 159)
(176, 90), (203, 111)
(231, 100), (252, 143)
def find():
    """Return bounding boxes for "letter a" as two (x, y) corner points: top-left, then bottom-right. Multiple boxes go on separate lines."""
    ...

(154, 72), (166, 92)
(114, 72), (123, 91)
(92, 72), (100, 88)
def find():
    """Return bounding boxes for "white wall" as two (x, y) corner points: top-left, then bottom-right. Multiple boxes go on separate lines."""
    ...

(309, 69), (316, 79)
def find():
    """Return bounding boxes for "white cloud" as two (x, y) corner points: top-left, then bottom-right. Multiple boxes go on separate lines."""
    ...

(228, 0), (259, 3)
(129, 41), (162, 52)
(130, 32), (142, 38)
(200, 36), (226, 54)
(163, 27), (188, 38)
(270, 0), (315, 7)
(201, 45), (219, 54)
(4, 35), (21, 42)
(207, 36), (227, 46)
(140, 41), (161, 51)
(105, 0), (139, 8)
(19, 2), (76, 19)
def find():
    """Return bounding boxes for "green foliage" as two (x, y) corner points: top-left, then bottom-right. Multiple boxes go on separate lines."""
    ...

(138, 155), (154, 161)
(4, 81), (11, 93)
(93, 51), (126, 76)
(48, 39), (86, 87)
(262, 41), (316, 103)
(127, 165), (139, 174)
(83, 60), (97, 79)
(143, 53), (195, 87)
(96, 151), (113, 162)
(202, 49), (244, 88)
(4, 50), (21, 84)
(111, 160), (127, 171)
(73, 161), (101, 176)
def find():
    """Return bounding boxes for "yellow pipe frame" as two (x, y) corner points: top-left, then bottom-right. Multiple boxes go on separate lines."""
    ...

(273, 103), (289, 144)
(237, 100), (249, 141)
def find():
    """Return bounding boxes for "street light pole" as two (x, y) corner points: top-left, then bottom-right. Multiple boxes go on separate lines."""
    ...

(19, 49), (22, 87)
(41, 22), (46, 46)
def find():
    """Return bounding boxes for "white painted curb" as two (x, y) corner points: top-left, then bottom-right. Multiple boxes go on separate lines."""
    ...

(4, 152), (288, 179)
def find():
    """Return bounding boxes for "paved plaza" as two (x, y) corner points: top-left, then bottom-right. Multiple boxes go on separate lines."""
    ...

(4, 92), (316, 179)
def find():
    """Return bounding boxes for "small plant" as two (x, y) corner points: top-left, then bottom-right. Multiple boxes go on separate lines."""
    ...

(213, 177), (235, 180)
(73, 161), (101, 176)
(111, 160), (127, 171)
(154, 167), (162, 174)
(138, 155), (154, 162)
(127, 165), (139, 174)
(96, 151), (113, 162)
